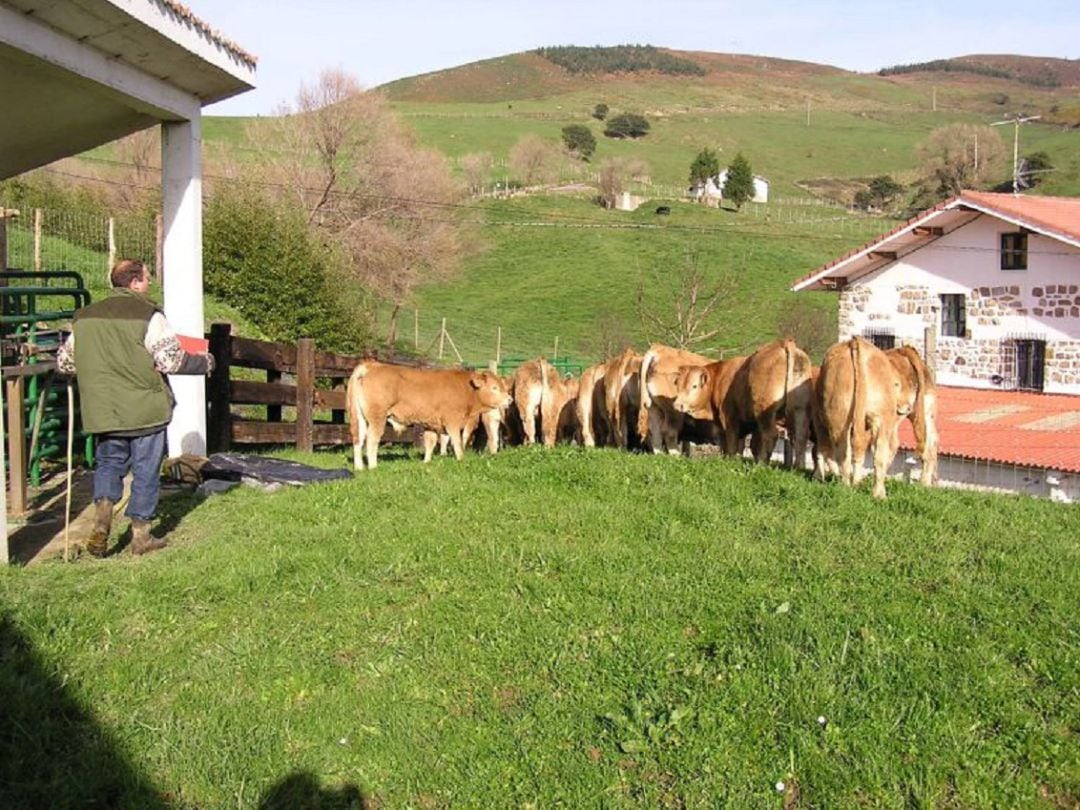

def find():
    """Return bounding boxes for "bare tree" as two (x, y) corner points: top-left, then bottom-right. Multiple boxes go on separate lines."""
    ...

(775, 296), (835, 361)
(636, 250), (736, 350)
(508, 134), (560, 187)
(916, 123), (1006, 196)
(596, 158), (625, 209)
(459, 151), (493, 195)
(250, 69), (462, 346)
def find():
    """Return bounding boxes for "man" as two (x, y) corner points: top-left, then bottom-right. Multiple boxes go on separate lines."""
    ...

(57, 259), (214, 557)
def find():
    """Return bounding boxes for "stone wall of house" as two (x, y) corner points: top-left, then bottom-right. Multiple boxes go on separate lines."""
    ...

(936, 338), (1080, 387)
(1031, 284), (1080, 319)
(969, 285), (1026, 325)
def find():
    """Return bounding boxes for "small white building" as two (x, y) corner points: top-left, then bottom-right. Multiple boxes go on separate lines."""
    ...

(688, 172), (769, 206)
(791, 190), (1080, 501)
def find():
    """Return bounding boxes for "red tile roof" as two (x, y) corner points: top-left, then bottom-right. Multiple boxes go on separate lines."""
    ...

(791, 191), (1080, 292)
(960, 191), (1080, 243)
(899, 386), (1080, 473)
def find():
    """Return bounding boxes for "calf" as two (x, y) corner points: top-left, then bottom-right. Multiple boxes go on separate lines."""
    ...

(347, 361), (511, 469)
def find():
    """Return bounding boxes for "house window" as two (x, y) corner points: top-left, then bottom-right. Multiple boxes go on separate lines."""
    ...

(940, 294), (966, 337)
(1014, 339), (1046, 392)
(1001, 232), (1028, 270)
(865, 331), (895, 350)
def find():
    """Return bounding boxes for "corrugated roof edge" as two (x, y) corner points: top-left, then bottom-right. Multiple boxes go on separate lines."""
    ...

(160, 0), (258, 67)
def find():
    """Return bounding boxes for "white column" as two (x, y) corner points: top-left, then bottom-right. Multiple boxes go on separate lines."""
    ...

(161, 118), (206, 457)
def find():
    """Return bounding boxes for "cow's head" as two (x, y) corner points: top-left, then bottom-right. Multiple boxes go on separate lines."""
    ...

(471, 371), (513, 410)
(673, 365), (712, 418)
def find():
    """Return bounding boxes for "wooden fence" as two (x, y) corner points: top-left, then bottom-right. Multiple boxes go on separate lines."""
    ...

(206, 323), (365, 453)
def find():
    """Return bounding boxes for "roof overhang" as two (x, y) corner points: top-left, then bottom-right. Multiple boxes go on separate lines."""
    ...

(791, 192), (1080, 293)
(0, 0), (256, 178)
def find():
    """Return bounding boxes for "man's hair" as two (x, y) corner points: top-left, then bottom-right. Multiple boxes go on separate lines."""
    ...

(110, 259), (147, 289)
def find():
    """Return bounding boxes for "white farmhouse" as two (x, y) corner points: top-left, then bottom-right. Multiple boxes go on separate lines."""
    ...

(792, 191), (1080, 501)
(688, 172), (769, 206)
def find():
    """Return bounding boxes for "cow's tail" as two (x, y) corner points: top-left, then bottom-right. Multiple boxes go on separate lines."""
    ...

(637, 348), (657, 442)
(782, 338), (796, 415)
(347, 363), (369, 467)
(900, 346), (939, 485)
(847, 338), (866, 483)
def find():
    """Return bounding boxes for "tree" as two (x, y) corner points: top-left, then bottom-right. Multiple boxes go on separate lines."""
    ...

(1019, 151), (1053, 188)
(561, 124), (597, 160)
(636, 250), (736, 350)
(603, 113), (650, 139)
(596, 158), (625, 209)
(509, 134), (560, 186)
(459, 151), (493, 195)
(592, 103), (609, 121)
(915, 123), (1005, 198)
(252, 69), (461, 347)
(774, 297), (835, 361)
(854, 175), (904, 211)
(688, 148), (720, 201)
(722, 153), (755, 210)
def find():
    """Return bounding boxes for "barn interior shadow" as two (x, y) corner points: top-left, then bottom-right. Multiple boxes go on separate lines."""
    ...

(0, 616), (168, 808)
(258, 771), (368, 809)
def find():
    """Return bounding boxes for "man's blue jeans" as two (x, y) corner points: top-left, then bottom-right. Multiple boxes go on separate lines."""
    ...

(93, 430), (167, 521)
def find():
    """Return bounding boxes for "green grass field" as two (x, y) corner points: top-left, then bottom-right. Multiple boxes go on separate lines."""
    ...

(2, 447), (1078, 807)
(407, 195), (885, 366)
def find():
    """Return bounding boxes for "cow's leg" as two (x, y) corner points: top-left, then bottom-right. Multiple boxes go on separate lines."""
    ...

(423, 431), (440, 463)
(352, 409), (368, 471)
(790, 410), (810, 471)
(853, 416), (877, 485)
(756, 418), (780, 464)
(438, 432), (450, 456)
(448, 427), (466, 461)
(871, 422), (900, 499)
(364, 412), (387, 469)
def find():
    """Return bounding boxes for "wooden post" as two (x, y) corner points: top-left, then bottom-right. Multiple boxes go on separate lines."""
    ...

(266, 370), (282, 423)
(924, 325), (938, 374)
(414, 309), (419, 351)
(296, 338), (315, 453)
(553, 336), (559, 362)
(33, 208), (42, 271)
(0, 209), (10, 272)
(107, 217), (116, 271)
(438, 317), (446, 360)
(6, 375), (26, 515)
(496, 326), (502, 365)
(155, 212), (164, 282)
(207, 322), (233, 453)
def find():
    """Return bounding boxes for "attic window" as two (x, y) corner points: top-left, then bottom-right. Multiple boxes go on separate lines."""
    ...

(1001, 232), (1028, 271)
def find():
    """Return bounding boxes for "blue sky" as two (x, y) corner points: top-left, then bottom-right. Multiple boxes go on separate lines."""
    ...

(193, 0), (1080, 116)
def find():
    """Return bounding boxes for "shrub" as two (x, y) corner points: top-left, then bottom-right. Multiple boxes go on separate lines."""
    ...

(561, 124), (597, 160)
(203, 185), (372, 354)
(604, 113), (650, 139)
(592, 103), (609, 121)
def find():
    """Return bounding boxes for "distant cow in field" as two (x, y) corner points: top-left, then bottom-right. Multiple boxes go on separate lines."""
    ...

(672, 338), (812, 467)
(347, 361), (512, 469)
(814, 337), (938, 498)
(638, 344), (714, 454)
(655, 205), (671, 215)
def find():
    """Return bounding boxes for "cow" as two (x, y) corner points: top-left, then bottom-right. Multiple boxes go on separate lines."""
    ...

(347, 361), (512, 470)
(511, 358), (547, 445)
(576, 362), (610, 448)
(541, 366), (580, 447)
(604, 347), (643, 449)
(814, 337), (938, 498)
(638, 344), (714, 454)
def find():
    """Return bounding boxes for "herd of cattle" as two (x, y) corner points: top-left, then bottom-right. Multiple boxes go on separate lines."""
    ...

(346, 336), (940, 499)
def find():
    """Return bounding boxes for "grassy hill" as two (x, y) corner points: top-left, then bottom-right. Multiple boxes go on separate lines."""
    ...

(3, 447), (1077, 806)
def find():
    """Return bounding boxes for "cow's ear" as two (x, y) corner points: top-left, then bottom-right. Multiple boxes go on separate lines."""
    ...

(698, 369), (709, 387)
(469, 373), (483, 389)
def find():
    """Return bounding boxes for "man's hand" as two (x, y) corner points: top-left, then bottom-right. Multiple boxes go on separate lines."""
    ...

(204, 352), (216, 374)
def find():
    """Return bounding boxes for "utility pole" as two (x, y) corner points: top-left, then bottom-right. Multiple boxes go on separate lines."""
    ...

(992, 114), (1041, 193)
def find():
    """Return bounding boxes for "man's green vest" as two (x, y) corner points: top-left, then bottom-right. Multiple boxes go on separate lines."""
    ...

(73, 289), (173, 434)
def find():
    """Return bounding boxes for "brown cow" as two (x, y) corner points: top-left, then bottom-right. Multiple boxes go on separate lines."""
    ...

(638, 344), (713, 454)
(576, 362), (610, 448)
(672, 339), (813, 467)
(604, 347), (642, 449)
(347, 361), (512, 469)
(511, 358), (578, 447)
(815, 337), (938, 498)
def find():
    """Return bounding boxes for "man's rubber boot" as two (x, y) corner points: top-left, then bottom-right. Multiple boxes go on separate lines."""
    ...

(130, 519), (167, 556)
(86, 498), (113, 558)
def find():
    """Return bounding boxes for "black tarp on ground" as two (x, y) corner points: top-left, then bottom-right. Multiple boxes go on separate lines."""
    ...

(200, 453), (352, 487)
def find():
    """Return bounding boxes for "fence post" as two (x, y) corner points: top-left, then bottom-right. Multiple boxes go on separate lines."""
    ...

(6, 375), (26, 516)
(207, 323), (233, 453)
(496, 326), (502, 365)
(296, 338), (315, 453)
(553, 336), (559, 361)
(155, 213), (164, 282)
(33, 208), (42, 271)
(438, 317), (446, 360)
(107, 217), (116, 270)
(924, 325), (938, 373)
(414, 308), (419, 351)
(0, 209), (10, 271)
